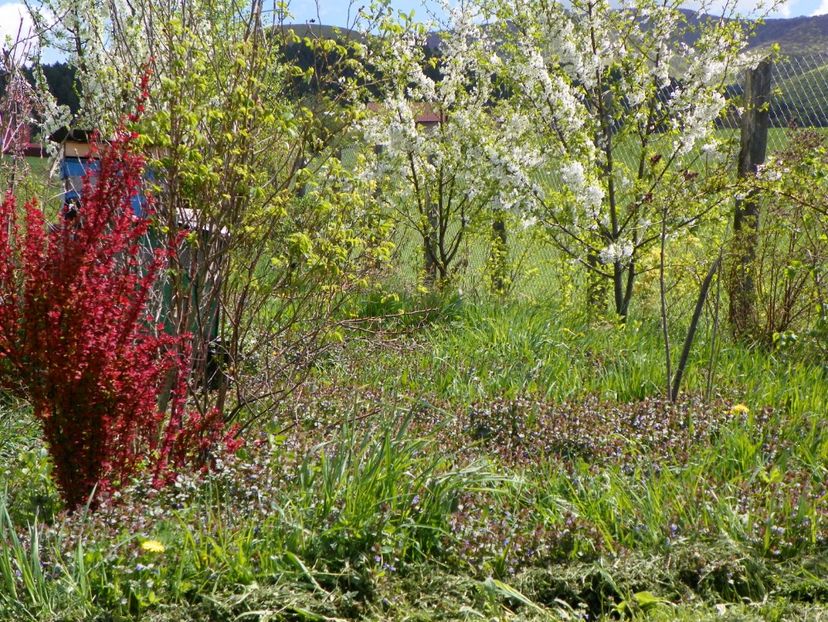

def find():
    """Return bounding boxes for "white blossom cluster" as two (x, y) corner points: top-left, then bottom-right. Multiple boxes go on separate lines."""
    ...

(757, 159), (785, 182)
(479, 0), (752, 270)
(599, 240), (634, 265)
(559, 161), (604, 222)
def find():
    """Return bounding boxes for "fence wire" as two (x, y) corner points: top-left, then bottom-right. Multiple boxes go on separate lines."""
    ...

(771, 53), (828, 130)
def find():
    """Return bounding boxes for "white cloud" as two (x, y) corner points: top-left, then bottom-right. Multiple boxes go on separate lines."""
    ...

(0, 2), (65, 63)
(813, 0), (828, 15)
(0, 2), (38, 60)
(0, 3), (33, 42)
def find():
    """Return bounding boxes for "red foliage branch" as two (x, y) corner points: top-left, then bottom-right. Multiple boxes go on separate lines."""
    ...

(0, 126), (235, 510)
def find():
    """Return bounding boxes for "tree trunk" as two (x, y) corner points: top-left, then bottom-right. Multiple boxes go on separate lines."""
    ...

(423, 200), (439, 286)
(423, 153), (439, 286)
(587, 252), (607, 319)
(671, 256), (722, 401)
(490, 217), (508, 295)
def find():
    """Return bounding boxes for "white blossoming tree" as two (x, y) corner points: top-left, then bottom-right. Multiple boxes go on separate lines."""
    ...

(364, 3), (519, 288)
(26, 0), (122, 128)
(480, 0), (760, 318)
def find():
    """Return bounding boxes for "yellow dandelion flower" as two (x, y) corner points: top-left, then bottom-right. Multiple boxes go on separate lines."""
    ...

(729, 403), (750, 415)
(140, 540), (165, 554)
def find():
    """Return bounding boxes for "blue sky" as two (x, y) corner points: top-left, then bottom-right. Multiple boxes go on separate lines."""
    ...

(278, 0), (828, 23)
(3, 0), (828, 59)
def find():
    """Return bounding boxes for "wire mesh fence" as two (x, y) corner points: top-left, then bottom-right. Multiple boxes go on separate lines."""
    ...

(379, 52), (828, 301)
(770, 53), (828, 130)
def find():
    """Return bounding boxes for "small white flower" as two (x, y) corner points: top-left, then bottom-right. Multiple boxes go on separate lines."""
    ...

(599, 241), (634, 265)
(560, 161), (586, 188)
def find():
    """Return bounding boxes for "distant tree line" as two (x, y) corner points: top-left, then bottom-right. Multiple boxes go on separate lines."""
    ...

(0, 62), (80, 118)
(279, 31), (445, 101)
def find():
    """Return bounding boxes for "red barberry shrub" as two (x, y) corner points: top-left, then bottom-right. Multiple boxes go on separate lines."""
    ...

(0, 129), (235, 510)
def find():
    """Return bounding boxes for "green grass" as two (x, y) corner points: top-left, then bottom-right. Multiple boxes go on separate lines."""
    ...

(2, 288), (825, 620)
(1, 392), (826, 619)
(774, 58), (828, 127)
(0, 156), (62, 214)
(0, 156), (53, 185)
(336, 297), (828, 413)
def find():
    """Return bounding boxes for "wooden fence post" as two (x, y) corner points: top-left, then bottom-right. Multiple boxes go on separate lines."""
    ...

(729, 58), (772, 339)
